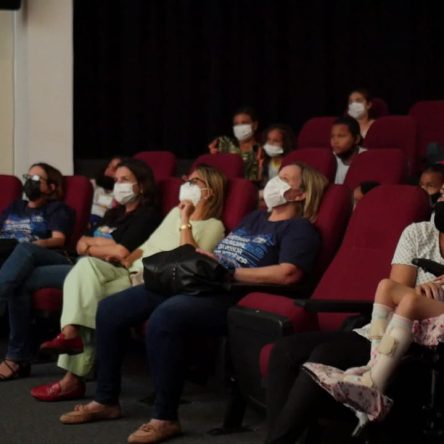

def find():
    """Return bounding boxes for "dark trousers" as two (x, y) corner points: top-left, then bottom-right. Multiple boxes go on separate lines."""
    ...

(95, 284), (239, 420)
(265, 331), (370, 444)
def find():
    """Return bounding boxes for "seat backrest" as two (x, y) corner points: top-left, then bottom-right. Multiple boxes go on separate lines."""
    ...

(157, 177), (182, 217)
(63, 176), (94, 249)
(343, 148), (405, 190)
(191, 153), (244, 179)
(313, 184), (430, 331)
(0, 174), (22, 213)
(297, 117), (336, 149)
(364, 116), (417, 176)
(409, 100), (444, 166)
(282, 148), (337, 182)
(133, 151), (177, 181)
(222, 178), (258, 232)
(311, 184), (352, 285)
(369, 97), (389, 119)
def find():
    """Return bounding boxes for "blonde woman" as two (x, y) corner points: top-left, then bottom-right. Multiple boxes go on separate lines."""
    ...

(32, 165), (227, 401)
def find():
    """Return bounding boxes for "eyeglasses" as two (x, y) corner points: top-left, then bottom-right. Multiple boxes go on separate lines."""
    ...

(186, 177), (208, 187)
(22, 174), (47, 182)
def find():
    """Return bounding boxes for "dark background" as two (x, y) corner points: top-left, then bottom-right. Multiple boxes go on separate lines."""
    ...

(73, 0), (444, 160)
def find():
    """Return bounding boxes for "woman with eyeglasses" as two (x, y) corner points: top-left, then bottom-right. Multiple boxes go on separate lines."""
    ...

(0, 159), (160, 382)
(31, 164), (226, 402)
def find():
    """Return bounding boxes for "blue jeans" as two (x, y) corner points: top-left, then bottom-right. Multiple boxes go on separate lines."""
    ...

(0, 242), (72, 361)
(95, 285), (239, 420)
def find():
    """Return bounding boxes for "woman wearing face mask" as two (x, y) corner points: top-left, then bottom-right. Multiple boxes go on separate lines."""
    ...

(57, 163), (327, 444)
(347, 88), (375, 139)
(208, 106), (262, 181)
(31, 164), (226, 401)
(259, 124), (295, 187)
(330, 115), (367, 184)
(0, 158), (159, 382)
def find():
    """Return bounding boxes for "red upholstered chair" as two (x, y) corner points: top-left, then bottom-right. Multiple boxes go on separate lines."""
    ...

(157, 177), (182, 217)
(133, 151), (176, 182)
(369, 97), (389, 119)
(226, 185), (429, 420)
(343, 148), (405, 191)
(191, 153), (244, 179)
(0, 174), (22, 213)
(282, 148), (337, 182)
(409, 100), (444, 168)
(297, 117), (336, 149)
(222, 178), (258, 233)
(32, 176), (93, 314)
(364, 116), (418, 176)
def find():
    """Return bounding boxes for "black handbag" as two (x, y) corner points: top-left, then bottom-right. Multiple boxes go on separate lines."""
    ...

(142, 244), (232, 296)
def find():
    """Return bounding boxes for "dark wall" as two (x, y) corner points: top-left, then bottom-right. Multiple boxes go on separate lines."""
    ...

(74, 0), (444, 159)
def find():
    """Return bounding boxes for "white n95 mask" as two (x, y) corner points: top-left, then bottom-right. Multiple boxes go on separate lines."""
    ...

(113, 182), (137, 205)
(348, 101), (366, 119)
(263, 143), (284, 158)
(263, 176), (291, 211)
(233, 124), (254, 142)
(179, 182), (202, 206)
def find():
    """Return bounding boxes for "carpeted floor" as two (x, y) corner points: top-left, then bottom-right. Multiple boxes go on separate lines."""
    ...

(0, 337), (266, 444)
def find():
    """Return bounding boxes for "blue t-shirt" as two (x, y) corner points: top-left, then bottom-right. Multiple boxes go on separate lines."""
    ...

(0, 199), (74, 243)
(214, 209), (320, 273)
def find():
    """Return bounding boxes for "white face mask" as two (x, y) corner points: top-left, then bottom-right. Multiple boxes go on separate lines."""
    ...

(263, 176), (292, 211)
(348, 101), (366, 119)
(233, 124), (254, 142)
(113, 182), (137, 205)
(263, 143), (284, 158)
(179, 182), (202, 206)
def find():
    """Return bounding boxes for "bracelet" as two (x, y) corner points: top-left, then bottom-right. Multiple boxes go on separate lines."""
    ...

(179, 223), (192, 232)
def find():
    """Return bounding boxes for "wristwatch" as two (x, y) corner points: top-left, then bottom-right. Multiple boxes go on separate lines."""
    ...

(179, 223), (192, 231)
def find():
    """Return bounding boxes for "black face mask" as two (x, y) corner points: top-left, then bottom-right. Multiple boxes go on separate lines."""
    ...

(23, 179), (42, 201)
(430, 191), (441, 207)
(95, 174), (115, 191)
(434, 201), (444, 232)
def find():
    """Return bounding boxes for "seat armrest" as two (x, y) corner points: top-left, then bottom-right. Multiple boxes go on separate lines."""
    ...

(293, 298), (373, 314)
(230, 282), (307, 298)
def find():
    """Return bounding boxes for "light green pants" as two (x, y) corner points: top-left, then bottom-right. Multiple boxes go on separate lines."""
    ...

(57, 256), (132, 377)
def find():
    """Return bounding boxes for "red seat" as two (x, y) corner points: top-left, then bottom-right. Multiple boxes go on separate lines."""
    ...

(158, 177), (182, 217)
(133, 151), (176, 182)
(282, 148), (337, 182)
(0, 174), (22, 213)
(364, 116), (418, 176)
(227, 185), (429, 413)
(297, 117), (336, 149)
(343, 148), (405, 190)
(191, 153), (244, 179)
(409, 100), (444, 168)
(369, 97), (389, 119)
(32, 176), (93, 313)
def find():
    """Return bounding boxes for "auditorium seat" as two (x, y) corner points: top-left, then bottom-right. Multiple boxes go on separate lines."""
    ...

(191, 153), (244, 179)
(297, 117), (336, 149)
(282, 148), (337, 182)
(133, 150), (177, 181)
(226, 185), (429, 420)
(32, 176), (93, 314)
(369, 97), (389, 119)
(343, 148), (405, 190)
(364, 116), (417, 176)
(409, 100), (444, 168)
(0, 174), (22, 213)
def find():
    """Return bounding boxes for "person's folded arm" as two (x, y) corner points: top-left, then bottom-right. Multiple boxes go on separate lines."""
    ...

(233, 262), (303, 286)
(88, 243), (130, 262)
(33, 231), (66, 248)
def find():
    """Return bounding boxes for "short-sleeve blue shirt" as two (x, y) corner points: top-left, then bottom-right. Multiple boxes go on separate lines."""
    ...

(0, 199), (74, 243)
(214, 209), (320, 273)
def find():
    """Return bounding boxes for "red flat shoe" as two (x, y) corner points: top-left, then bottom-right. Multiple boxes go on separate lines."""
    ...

(31, 380), (86, 402)
(40, 333), (84, 355)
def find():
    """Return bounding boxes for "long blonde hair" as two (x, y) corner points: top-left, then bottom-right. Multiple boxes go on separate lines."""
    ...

(193, 164), (227, 220)
(287, 161), (328, 223)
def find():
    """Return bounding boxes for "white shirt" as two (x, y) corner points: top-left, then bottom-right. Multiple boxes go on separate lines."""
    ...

(334, 147), (367, 185)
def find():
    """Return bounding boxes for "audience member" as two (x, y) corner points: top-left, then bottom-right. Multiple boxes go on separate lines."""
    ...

(90, 156), (123, 225)
(32, 165), (226, 401)
(331, 116), (366, 184)
(208, 106), (262, 181)
(419, 163), (444, 207)
(347, 88), (375, 139)
(0, 159), (159, 382)
(57, 163), (327, 444)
